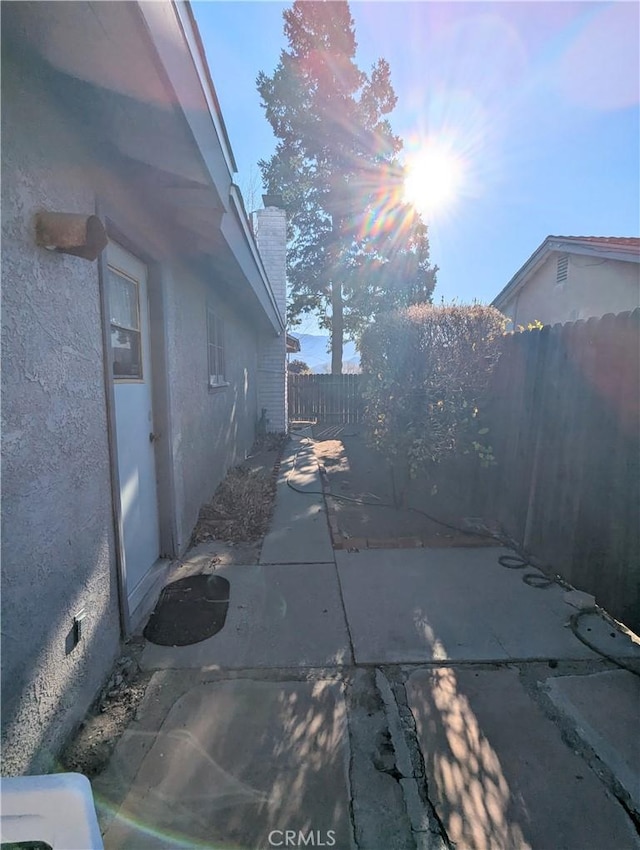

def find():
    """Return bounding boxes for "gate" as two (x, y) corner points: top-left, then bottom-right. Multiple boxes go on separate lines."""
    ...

(288, 374), (363, 423)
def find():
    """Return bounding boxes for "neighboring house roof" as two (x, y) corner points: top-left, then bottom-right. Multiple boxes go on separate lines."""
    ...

(492, 235), (640, 309)
(286, 334), (301, 354)
(555, 236), (640, 251)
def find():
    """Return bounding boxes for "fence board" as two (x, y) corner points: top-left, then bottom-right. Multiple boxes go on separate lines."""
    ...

(288, 373), (364, 424)
(485, 310), (640, 629)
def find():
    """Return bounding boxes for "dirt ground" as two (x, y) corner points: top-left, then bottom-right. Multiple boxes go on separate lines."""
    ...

(312, 423), (500, 549)
(61, 435), (286, 777)
(61, 637), (150, 778)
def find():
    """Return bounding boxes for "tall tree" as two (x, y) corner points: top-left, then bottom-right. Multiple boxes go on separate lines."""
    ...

(258, 0), (435, 373)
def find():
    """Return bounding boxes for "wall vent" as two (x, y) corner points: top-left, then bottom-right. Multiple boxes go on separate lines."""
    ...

(556, 255), (569, 284)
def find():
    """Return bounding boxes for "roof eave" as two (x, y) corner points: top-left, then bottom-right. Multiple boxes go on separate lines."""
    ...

(492, 241), (550, 309)
(546, 238), (640, 264)
(492, 236), (640, 309)
(286, 334), (301, 353)
(138, 1), (283, 334)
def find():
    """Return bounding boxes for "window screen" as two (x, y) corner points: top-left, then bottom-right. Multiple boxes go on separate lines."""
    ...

(108, 268), (142, 379)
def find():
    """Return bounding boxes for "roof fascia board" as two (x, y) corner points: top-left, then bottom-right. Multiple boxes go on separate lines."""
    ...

(136, 1), (285, 335)
(547, 239), (640, 264)
(136, 1), (232, 208)
(492, 243), (550, 308)
(173, 1), (237, 176)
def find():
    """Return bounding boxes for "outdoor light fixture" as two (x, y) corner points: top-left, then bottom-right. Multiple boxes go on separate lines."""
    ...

(35, 212), (108, 261)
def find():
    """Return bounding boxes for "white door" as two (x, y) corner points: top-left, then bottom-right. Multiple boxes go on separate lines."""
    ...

(106, 241), (160, 611)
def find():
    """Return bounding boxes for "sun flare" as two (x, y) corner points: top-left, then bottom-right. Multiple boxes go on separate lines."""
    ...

(403, 143), (464, 219)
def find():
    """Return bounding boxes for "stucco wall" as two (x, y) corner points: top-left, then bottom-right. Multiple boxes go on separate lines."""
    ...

(504, 253), (640, 327)
(1, 51), (121, 774)
(165, 263), (259, 552)
(1, 49), (261, 771)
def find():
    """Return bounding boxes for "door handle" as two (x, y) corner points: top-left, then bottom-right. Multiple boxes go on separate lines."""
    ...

(149, 432), (161, 443)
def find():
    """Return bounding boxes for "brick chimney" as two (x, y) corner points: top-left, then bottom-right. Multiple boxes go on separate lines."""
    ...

(255, 201), (287, 432)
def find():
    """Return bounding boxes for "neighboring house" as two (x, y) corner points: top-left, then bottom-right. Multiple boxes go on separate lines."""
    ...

(286, 334), (301, 355)
(492, 236), (640, 327)
(1, 1), (287, 775)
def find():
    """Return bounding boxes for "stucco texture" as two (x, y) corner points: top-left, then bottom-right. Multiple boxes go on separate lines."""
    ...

(1, 53), (121, 774)
(165, 263), (259, 552)
(2, 30), (267, 774)
(505, 253), (640, 327)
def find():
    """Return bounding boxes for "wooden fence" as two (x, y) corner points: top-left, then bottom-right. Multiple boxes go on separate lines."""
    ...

(288, 373), (363, 423)
(288, 312), (639, 627)
(484, 310), (639, 628)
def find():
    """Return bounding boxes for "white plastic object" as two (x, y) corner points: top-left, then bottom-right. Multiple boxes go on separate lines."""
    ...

(563, 589), (597, 611)
(0, 772), (104, 849)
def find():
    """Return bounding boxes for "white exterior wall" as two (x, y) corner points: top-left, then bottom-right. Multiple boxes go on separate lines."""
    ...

(255, 207), (288, 432)
(1, 51), (122, 775)
(163, 262), (259, 554)
(1, 38), (264, 772)
(503, 253), (640, 327)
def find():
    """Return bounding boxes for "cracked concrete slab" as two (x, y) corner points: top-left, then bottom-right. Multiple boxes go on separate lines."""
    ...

(336, 547), (640, 663)
(375, 670), (415, 780)
(98, 676), (353, 850)
(374, 670), (445, 849)
(141, 563), (352, 670)
(93, 434), (640, 850)
(546, 669), (640, 813)
(406, 667), (640, 850)
(345, 668), (416, 850)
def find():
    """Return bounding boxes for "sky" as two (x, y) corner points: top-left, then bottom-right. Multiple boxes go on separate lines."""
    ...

(193, 1), (640, 335)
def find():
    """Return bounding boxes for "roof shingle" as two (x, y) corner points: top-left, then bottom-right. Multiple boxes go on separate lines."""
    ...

(549, 236), (640, 250)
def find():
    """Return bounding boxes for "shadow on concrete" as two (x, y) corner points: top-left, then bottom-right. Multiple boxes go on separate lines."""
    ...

(312, 424), (495, 546)
(96, 674), (352, 849)
(407, 666), (639, 850)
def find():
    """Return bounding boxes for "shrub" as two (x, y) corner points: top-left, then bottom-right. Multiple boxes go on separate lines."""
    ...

(288, 359), (311, 374)
(359, 304), (506, 477)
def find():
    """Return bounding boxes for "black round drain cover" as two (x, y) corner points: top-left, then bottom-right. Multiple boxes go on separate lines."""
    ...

(144, 574), (230, 646)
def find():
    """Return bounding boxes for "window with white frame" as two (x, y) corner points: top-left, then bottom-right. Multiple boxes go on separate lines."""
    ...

(108, 267), (142, 379)
(207, 308), (226, 388)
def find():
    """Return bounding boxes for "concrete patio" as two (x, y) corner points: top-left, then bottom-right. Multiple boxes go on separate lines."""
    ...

(94, 431), (640, 849)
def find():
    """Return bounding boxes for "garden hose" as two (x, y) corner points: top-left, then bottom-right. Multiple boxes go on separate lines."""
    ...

(497, 552), (557, 588)
(569, 610), (640, 678)
(286, 436), (497, 539)
(285, 433), (640, 676)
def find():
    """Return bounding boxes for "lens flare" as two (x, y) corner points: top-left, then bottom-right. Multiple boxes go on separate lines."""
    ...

(403, 142), (464, 219)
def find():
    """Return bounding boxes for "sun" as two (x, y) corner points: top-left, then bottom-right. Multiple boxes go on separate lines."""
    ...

(403, 143), (464, 219)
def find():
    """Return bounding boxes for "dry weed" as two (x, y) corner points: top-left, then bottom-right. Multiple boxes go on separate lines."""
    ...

(191, 436), (286, 545)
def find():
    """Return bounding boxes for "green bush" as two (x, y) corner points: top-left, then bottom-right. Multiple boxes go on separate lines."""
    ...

(360, 304), (506, 477)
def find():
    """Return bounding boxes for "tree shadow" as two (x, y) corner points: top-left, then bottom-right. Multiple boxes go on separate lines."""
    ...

(410, 667), (529, 850)
(96, 676), (351, 849)
(407, 664), (635, 850)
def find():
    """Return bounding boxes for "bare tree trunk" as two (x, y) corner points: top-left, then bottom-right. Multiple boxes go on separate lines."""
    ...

(331, 278), (343, 374)
(328, 203), (344, 375)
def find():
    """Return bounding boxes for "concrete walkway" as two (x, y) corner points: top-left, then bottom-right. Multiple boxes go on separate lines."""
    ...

(259, 428), (334, 565)
(95, 433), (640, 850)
